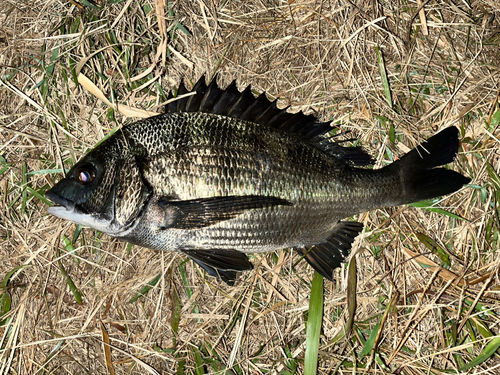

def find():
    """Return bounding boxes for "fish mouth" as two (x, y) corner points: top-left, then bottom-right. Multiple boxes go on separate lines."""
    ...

(45, 185), (129, 236)
(46, 190), (76, 212)
(45, 188), (91, 226)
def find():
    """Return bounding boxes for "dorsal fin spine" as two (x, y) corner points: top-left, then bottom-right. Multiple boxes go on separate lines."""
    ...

(212, 80), (239, 115)
(227, 85), (253, 117)
(253, 98), (279, 124)
(277, 112), (302, 131)
(185, 76), (208, 112)
(239, 92), (268, 121)
(199, 78), (222, 112)
(162, 76), (374, 165)
(176, 81), (190, 112)
(267, 106), (291, 128)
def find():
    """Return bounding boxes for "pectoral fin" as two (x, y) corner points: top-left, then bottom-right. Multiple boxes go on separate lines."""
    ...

(295, 221), (364, 280)
(159, 195), (292, 230)
(183, 249), (253, 285)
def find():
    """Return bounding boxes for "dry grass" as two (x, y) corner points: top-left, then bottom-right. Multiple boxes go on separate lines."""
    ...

(1, 0), (500, 374)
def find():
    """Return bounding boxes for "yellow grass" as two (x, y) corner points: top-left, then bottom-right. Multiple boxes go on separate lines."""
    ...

(1, 0), (500, 374)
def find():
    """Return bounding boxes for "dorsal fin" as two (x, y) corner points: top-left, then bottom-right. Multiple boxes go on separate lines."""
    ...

(163, 76), (335, 140)
(163, 76), (374, 165)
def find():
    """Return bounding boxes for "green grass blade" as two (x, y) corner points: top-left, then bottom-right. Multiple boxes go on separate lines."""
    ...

(1, 264), (30, 289)
(490, 109), (500, 127)
(40, 340), (65, 375)
(170, 285), (182, 349)
(376, 46), (392, 108)
(0, 292), (11, 326)
(470, 317), (494, 339)
(415, 232), (450, 268)
(81, 0), (99, 8)
(62, 235), (79, 264)
(346, 257), (357, 337)
(26, 186), (52, 206)
(176, 359), (185, 375)
(129, 273), (161, 303)
(0, 165), (9, 176)
(409, 200), (468, 221)
(72, 224), (83, 244)
(0, 155), (11, 176)
(174, 21), (191, 37)
(194, 347), (205, 375)
(305, 271), (323, 375)
(459, 336), (500, 371)
(178, 261), (199, 314)
(359, 295), (396, 357)
(485, 161), (500, 189)
(92, 126), (119, 148)
(56, 257), (82, 305)
(27, 168), (67, 175)
(1, 264), (30, 324)
(21, 162), (27, 217)
(374, 353), (389, 371)
(359, 316), (383, 357)
(389, 122), (395, 145)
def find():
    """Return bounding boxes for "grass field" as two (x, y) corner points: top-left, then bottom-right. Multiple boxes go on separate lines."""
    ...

(1, 0), (500, 374)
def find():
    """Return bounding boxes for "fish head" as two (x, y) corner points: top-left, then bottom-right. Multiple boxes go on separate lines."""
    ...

(46, 145), (150, 236)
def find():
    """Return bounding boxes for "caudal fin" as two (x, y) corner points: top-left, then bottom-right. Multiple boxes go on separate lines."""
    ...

(390, 127), (470, 205)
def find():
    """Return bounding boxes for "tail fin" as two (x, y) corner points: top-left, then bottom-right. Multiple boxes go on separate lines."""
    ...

(389, 127), (470, 205)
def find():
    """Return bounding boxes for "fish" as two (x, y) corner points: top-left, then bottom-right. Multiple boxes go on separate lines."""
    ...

(45, 76), (470, 285)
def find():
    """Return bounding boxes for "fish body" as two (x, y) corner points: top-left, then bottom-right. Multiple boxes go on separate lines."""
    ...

(46, 77), (470, 284)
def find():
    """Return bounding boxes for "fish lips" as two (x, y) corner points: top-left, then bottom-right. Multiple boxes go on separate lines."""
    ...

(46, 189), (76, 212)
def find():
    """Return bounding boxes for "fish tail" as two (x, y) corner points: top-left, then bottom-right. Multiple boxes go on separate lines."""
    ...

(389, 127), (470, 205)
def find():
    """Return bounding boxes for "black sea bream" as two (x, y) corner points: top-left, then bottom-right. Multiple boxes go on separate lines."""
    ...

(46, 77), (470, 284)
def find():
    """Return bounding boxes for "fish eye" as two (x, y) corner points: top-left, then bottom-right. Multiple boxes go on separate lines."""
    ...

(75, 166), (96, 185)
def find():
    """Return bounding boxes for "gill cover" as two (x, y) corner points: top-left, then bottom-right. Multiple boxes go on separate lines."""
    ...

(114, 156), (150, 227)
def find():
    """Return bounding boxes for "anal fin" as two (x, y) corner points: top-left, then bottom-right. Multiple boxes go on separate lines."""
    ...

(295, 221), (364, 280)
(183, 249), (253, 285)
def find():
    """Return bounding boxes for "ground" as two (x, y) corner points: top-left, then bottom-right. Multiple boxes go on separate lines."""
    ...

(1, 0), (500, 374)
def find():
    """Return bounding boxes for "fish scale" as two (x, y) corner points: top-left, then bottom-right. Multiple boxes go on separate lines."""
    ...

(45, 76), (470, 285)
(142, 144), (343, 251)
